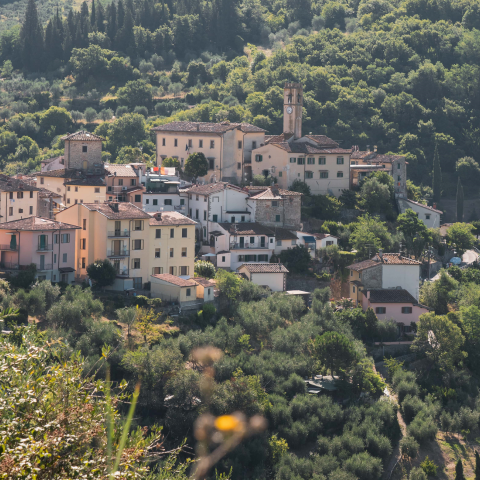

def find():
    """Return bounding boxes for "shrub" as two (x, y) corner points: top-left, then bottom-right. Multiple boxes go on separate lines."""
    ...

(132, 295), (149, 307)
(409, 467), (427, 480)
(400, 435), (419, 459)
(408, 413), (438, 444)
(148, 297), (163, 308)
(402, 395), (425, 423)
(420, 456), (437, 476)
(344, 452), (383, 480)
(396, 381), (420, 403)
(194, 260), (216, 279)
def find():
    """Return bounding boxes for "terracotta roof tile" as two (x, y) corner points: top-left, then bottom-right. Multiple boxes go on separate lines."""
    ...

(194, 277), (216, 287)
(186, 182), (245, 195)
(80, 202), (151, 220)
(62, 131), (104, 141)
(218, 222), (275, 236)
(151, 273), (197, 286)
(249, 187), (302, 200)
(0, 216), (80, 231)
(65, 176), (105, 186)
(37, 169), (79, 178)
(149, 211), (197, 226)
(152, 121), (265, 133)
(105, 164), (139, 177)
(237, 263), (289, 273)
(0, 174), (39, 192)
(348, 253), (421, 271)
(270, 142), (351, 154)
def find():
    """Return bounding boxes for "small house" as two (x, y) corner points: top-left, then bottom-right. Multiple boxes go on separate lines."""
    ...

(236, 263), (289, 291)
(150, 273), (198, 309)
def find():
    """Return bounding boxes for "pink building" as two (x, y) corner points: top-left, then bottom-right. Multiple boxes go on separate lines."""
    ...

(0, 216), (80, 283)
(361, 289), (430, 332)
(104, 164), (144, 208)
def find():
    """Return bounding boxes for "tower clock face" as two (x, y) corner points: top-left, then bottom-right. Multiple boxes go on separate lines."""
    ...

(286, 106), (293, 114)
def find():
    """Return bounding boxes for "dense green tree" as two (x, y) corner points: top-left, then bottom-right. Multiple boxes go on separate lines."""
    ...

(457, 177), (464, 222)
(397, 209), (432, 257)
(455, 459), (466, 480)
(432, 143), (442, 203)
(162, 157), (181, 169)
(117, 79), (153, 109)
(475, 450), (480, 479)
(279, 245), (311, 273)
(420, 270), (459, 314)
(184, 152), (209, 178)
(350, 214), (391, 258)
(446, 223), (475, 256)
(314, 331), (358, 377)
(20, 0), (44, 71)
(86, 259), (116, 289)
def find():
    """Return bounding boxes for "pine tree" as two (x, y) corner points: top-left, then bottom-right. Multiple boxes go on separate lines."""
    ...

(20, 0), (44, 71)
(455, 459), (465, 480)
(475, 450), (480, 480)
(457, 177), (464, 222)
(433, 142), (442, 204)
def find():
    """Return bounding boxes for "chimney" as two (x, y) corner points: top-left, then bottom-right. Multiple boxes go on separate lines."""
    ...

(111, 202), (119, 213)
(378, 248), (383, 259)
(155, 212), (162, 221)
(433, 203), (437, 209)
(272, 184), (280, 197)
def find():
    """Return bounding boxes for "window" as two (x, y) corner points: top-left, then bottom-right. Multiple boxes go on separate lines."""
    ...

(307, 157), (315, 164)
(153, 199), (158, 206)
(188, 139), (193, 147)
(213, 214), (218, 222)
(133, 277), (142, 289)
(75, 187), (78, 192)
(222, 256), (226, 262)
(203, 196), (207, 202)
(290, 157), (296, 163)
(402, 307), (413, 314)
(182, 247), (187, 257)
(275, 215), (281, 222)
(237, 162), (241, 170)
(30, 191), (33, 198)
(186, 288), (191, 297)
(94, 187), (100, 193)
(181, 266), (189, 275)
(258, 254), (268, 261)
(170, 248), (174, 257)
(210, 140), (215, 148)
(241, 216), (245, 222)
(62, 253), (67, 263)
(337, 171), (343, 177)
(133, 258), (141, 269)
(319, 157), (326, 165)
(255, 154), (263, 162)
(162, 138), (166, 146)
(8, 207), (12, 216)
(229, 216), (235, 223)
(397, 175), (401, 181)
(250, 237), (254, 243)
(238, 140), (242, 149)
(82, 145), (87, 153)
(272, 200), (278, 207)
(67, 199), (70, 204)
(180, 199), (185, 205)
(80, 199), (83, 204)
(38, 176), (44, 185)
(155, 248), (160, 258)
(82, 258), (86, 268)
(83, 219), (87, 230)
(337, 157), (344, 164)
(19, 209), (23, 213)
(203, 210), (207, 221)
(164, 199), (172, 206)
(17, 192), (23, 199)
(81, 238), (86, 250)
(292, 239), (297, 245)
(195, 209), (199, 219)
(320, 171), (328, 179)
(425, 214), (431, 220)
(252, 141), (257, 149)
(134, 220), (143, 230)
(209, 158), (214, 169)
(305, 171), (313, 179)
(135, 195), (141, 202)
(326, 241), (334, 246)
(133, 239), (143, 250)
(54, 235), (59, 244)
(174, 139), (178, 147)
(61, 234), (70, 243)
(199, 139), (203, 148)
(170, 228), (174, 238)
(182, 228), (187, 238)
(279, 171), (282, 177)
(376, 307), (386, 314)
(353, 286), (356, 293)
(145, 199), (149, 204)
(297, 157), (305, 165)
(156, 229), (161, 238)
(118, 179), (124, 186)
(153, 267), (163, 275)
(397, 163), (401, 169)
(276, 240), (282, 246)
(29, 206), (33, 215)
(196, 195), (199, 201)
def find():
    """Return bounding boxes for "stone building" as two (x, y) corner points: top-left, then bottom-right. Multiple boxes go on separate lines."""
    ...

(246, 185), (303, 230)
(62, 131), (104, 173)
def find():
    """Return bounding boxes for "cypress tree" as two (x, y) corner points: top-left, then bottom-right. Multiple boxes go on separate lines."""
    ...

(457, 176), (464, 222)
(433, 142), (442, 204)
(455, 459), (465, 480)
(20, 0), (44, 71)
(96, 1), (105, 32)
(475, 450), (480, 480)
(90, 0), (96, 30)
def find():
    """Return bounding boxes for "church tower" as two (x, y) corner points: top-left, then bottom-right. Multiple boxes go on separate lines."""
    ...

(283, 82), (303, 140)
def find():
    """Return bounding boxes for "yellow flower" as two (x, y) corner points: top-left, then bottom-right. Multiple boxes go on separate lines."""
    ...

(214, 415), (240, 432)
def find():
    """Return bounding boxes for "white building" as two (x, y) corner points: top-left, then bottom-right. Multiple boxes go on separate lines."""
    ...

(237, 263), (289, 291)
(397, 199), (442, 229)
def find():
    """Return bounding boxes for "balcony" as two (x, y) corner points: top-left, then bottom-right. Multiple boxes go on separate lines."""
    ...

(36, 263), (53, 271)
(108, 230), (130, 238)
(37, 244), (52, 252)
(115, 269), (130, 278)
(230, 243), (270, 250)
(174, 205), (186, 211)
(1, 262), (18, 270)
(107, 249), (130, 257)
(0, 244), (18, 251)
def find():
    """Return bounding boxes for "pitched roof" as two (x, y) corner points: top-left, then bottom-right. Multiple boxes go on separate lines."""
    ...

(237, 263), (289, 273)
(274, 227), (298, 241)
(0, 216), (80, 231)
(0, 174), (39, 192)
(186, 182), (245, 195)
(149, 211), (197, 226)
(364, 289), (419, 304)
(249, 187), (302, 200)
(312, 233), (338, 240)
(265, 133), (294, 144)
(348, 253), (422, 271)
(105, 164), (138, 177)
(351, 151), (404, 162)
(38, 187), (62, 198)
(218, 222), (275, 236)
(194, 277), (216, 287)
(65, 176), (105, 186)
(151, 273), (197, 286)
(62, 131), (104, 141)
(80, 202), (151, 220)
(403, 198), (443, 214)
(151, 121), (265, 133)
(36, 169), (79, 178)
(41, 155), (65, 165)
(269, 141), (350, 154)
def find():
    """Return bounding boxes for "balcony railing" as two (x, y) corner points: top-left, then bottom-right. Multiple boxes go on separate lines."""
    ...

(230, 243), (270, 249)
(108, 231), (130, 238)
(115, 269), (130, 278)
(0, 244), (18, 251)
(36, 263), (53, 271)
(37, 244), (52, 251)
(174, 205), (186, 211)
(1, 262), (18, 270)
(107, 249), (130, 257)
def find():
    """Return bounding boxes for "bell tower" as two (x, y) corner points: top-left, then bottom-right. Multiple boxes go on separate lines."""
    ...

(283, 82), (303, 140)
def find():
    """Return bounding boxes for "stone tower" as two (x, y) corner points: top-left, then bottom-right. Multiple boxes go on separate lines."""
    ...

(283, 82), (303, 140)
(62, 131), (104, 173)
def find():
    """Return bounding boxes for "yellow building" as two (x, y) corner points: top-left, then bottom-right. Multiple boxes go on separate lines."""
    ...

(56, 203), (197, 291)
(0, 175), (40, 221)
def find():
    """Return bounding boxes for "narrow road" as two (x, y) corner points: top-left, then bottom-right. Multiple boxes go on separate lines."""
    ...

(430, 249), (478, 281)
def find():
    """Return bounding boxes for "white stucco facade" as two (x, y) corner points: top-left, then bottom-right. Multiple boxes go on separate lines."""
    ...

(382, 264), (421, 300)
